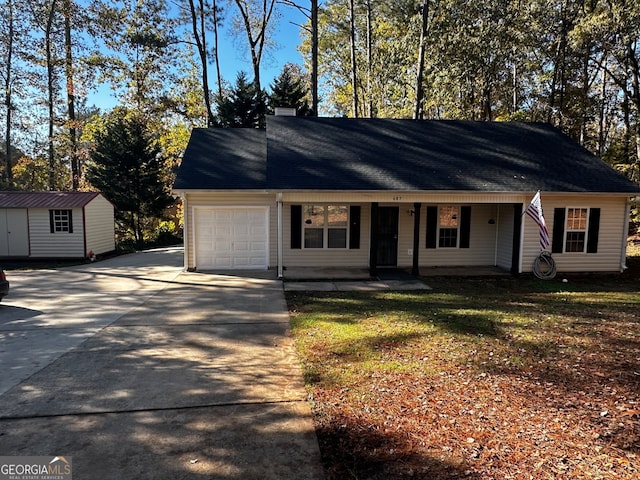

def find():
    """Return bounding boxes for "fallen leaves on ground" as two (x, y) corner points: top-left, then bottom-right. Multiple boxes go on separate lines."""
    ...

(288, 272), (640, 479)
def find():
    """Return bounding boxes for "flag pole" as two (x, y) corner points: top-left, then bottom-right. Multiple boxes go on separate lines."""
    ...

(521, 190), (541, 217)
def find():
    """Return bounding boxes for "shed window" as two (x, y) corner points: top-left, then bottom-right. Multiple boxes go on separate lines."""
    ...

(303, 205), (348, 248)
(50, 209), (73, 233)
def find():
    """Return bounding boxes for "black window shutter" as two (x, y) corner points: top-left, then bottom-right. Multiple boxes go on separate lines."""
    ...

(425, 206), (437, 249)
(349, 206), (361, 249)
(552, 208), (565, 253)
(459, 206), (471, 248)
(49, 210), (54, 233)
(291, 205), (302, 249)
(68, 210), (73, 233)
(587, 208), (600, 253)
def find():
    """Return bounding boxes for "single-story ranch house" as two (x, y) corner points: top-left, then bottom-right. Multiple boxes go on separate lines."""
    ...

(172, 116), (640, 277)
(0, 191), (115, 260)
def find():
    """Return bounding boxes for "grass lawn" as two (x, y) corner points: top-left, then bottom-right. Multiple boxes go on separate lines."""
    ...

(287, 245), (640, 479)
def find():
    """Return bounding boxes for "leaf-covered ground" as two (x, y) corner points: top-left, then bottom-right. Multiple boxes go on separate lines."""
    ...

(287, 251), (640, 479)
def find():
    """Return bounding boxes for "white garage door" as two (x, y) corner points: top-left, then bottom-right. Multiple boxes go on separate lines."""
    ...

(194, 207), (269, 270)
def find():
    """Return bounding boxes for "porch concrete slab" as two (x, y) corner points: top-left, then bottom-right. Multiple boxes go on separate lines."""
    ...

(283, 279), (431, 292)
(283, 267), (371, 280)
(284, 281), (338, 292)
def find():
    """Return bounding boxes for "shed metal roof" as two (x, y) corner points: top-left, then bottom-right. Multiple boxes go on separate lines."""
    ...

(0, 191), (101, 208)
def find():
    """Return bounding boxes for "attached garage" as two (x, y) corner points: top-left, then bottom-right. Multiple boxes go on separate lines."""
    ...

(194, 207), (269, 270)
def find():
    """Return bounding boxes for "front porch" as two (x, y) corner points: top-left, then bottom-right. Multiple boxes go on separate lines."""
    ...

(282, 266), (511, 281)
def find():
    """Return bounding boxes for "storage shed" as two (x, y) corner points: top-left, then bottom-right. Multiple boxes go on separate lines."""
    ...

(0, 191), (115, 259)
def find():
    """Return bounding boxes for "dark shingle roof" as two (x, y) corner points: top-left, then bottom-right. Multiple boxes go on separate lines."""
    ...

(174, 118), (640, 194)
(0, 191), (101, 208)
(173, 128), (266, 190)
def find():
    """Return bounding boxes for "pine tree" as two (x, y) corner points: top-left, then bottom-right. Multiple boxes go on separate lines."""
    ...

(213, 71), (266, 127)
(267, 63), (312, 116)
(85, 107), (175, 248)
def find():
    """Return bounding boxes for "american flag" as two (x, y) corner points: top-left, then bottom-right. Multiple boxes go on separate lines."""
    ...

(525, 191), (550, 250)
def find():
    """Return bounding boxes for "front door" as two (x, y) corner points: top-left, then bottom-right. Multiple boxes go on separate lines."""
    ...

(376, 207), (399, 266)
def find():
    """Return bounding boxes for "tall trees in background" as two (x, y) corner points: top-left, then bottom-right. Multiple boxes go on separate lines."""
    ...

(85, 107), (175, 247)
(268, 63), (312, 115)
(1, 0), (18, 182)
(302, 0), (639, 185)
(232, 0), (277, 94)
(1, 0), (639, 197)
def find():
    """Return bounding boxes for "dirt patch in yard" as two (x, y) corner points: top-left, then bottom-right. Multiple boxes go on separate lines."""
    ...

(288, 254), (640, 479)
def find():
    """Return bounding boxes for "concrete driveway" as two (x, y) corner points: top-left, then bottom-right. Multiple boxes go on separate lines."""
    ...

(0, 247), (324, 479)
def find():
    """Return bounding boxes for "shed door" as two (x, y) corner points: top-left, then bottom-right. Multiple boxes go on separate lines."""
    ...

(0, 209), (29, 257)
(194, 207), (268, 270)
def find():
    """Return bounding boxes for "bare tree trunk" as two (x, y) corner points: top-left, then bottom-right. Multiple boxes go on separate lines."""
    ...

(579, 43), (590, 145)
(414, 0), (429, 119)
(46, 0), (58, 191)
(348, 0), (358, 117)
(629, 41), (640, 180)
(311, 0), (318, 116)
(233, 0), (277, 93)
(365, 0), (373, 118)
(213, 0), (223, 99)
(597, 64), (606, 156)
(548, 1), (569, 126)
(3, 0), (14, 182)
(63, 0), (79, 190)
(188, 0), (215, 126)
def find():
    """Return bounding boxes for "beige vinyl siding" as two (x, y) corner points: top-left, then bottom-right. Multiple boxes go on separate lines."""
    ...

(28, 208), (85, 257)
(408, 204), (498, 268)
(521, 195), (629, 273)
(283, 203), (371, 268)
(180, 191), (632, 273)
(183, 192), (276, 270)
(495, 204), (515, 270)
(84, 196), (115, 255)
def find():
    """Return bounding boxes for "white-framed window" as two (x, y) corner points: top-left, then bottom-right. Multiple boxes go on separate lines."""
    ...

(50, 209), (73, 233)
(438, 206), (459, 248)
(564, 207), (589, 252)
(303, 205), (348, 248)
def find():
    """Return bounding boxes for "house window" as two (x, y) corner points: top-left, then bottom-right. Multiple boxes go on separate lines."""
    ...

(565, 208), (588, 252)
(438, 206), (459, 248)
(50, 209), (73, 233)
(303, 205), (348, 248)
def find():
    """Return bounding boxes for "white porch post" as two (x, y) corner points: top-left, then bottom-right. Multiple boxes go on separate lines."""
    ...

(277, 192), (284, 278)
(181, 193), (189, 271)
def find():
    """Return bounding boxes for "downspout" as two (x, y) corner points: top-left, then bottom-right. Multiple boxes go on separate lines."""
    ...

(277, 192), (284, 279)
(181, 193), (189, 272)
(621, 198), (631, 272)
